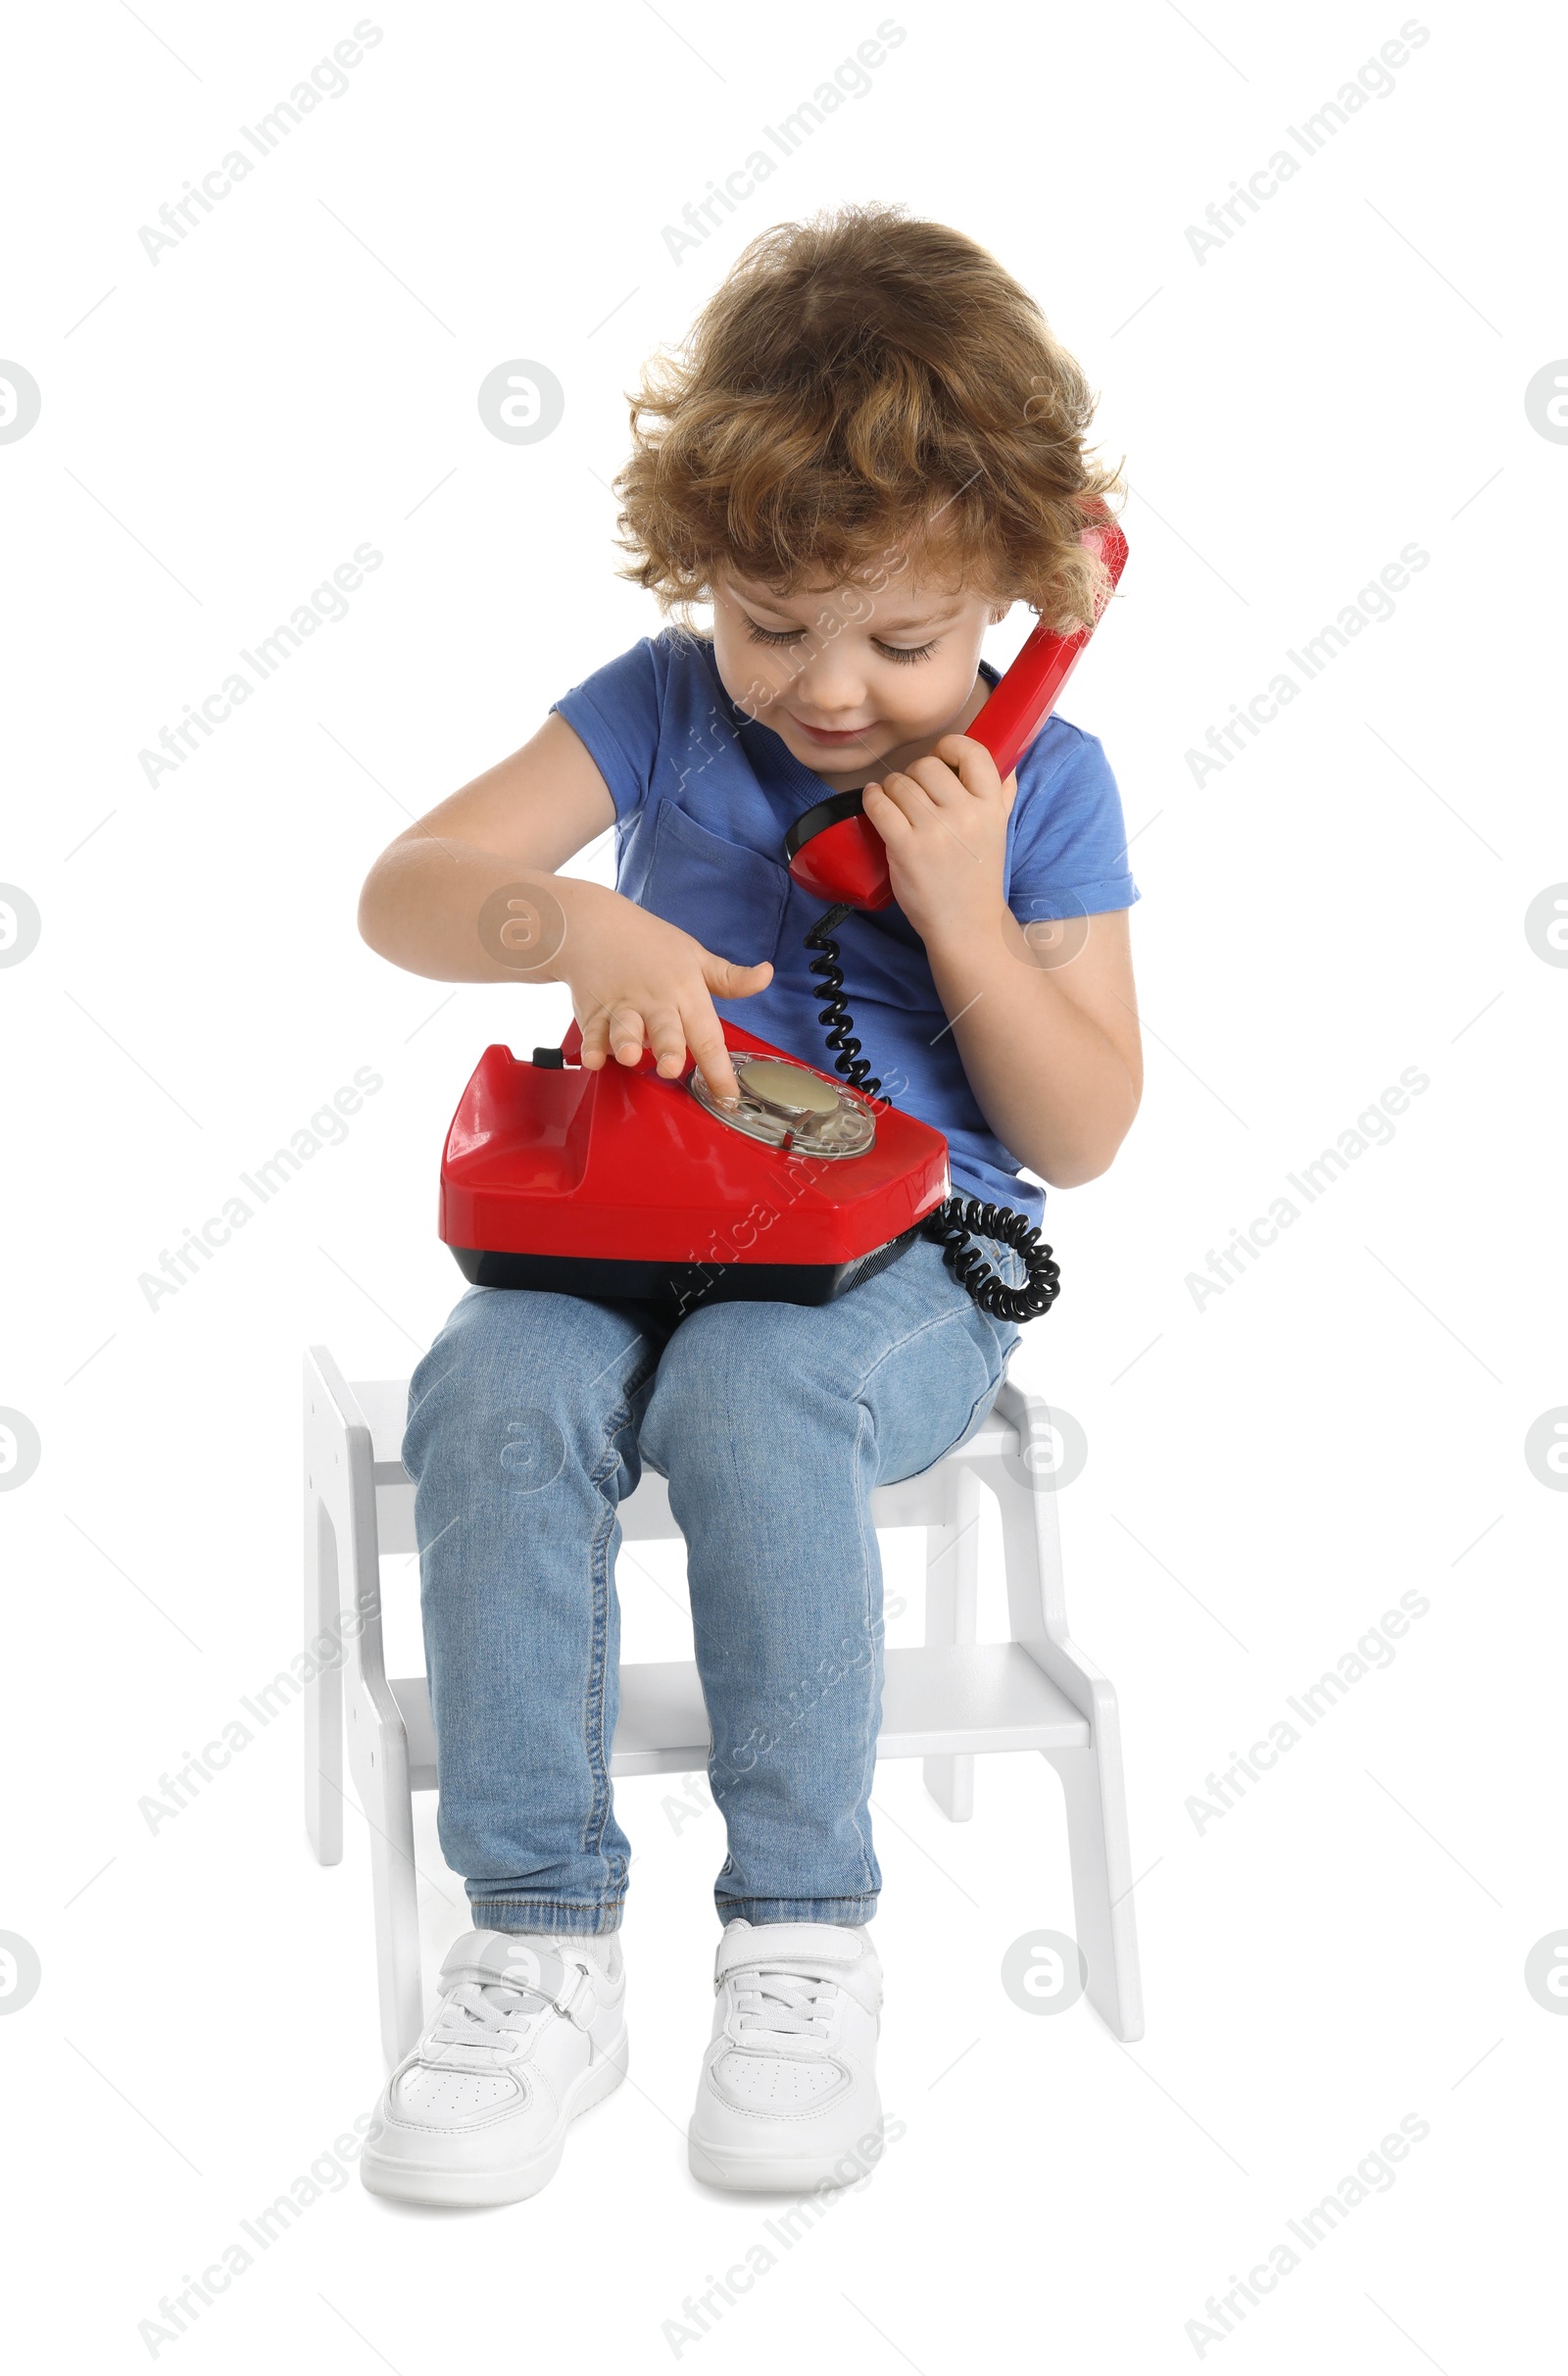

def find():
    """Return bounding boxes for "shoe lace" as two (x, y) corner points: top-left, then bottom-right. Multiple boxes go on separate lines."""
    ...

(421, 1978), (555, 2062)
(732, 1968), (839, 2042)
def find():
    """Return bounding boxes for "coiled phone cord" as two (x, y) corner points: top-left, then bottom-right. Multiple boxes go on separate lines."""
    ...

(804, 905), (1062, 1324)
(803, 903), (885, 1102)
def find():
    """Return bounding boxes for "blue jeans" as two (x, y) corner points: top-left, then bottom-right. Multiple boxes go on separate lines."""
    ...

(402, 1234), (1020, 1935)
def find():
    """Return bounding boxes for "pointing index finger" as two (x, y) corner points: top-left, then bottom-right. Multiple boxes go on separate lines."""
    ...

(682, 1000), (741, 1107)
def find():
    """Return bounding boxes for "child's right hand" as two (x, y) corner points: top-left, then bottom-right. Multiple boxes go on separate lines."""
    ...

(562, 887), (772, 1106)
(356, 716), (770, 1105)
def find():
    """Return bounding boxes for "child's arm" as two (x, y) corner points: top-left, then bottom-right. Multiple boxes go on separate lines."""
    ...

(864, 734), (1143, 1189)
(357, 714), (771, 1104)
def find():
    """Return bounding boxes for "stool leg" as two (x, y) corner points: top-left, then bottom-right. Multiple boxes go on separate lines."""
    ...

(991, 1385), (1145, 2042)
(369, 1806), (423, 2065)
(303, 1491), (343, 1866)
(350, 1692), (423, 2065)
(921, 1463), (981, 1820)
(1044, 1738), (1145, 2043)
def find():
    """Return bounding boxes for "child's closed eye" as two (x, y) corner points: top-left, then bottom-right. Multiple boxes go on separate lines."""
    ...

(741, 618), (808, 648)
(741, 615), (937, 664)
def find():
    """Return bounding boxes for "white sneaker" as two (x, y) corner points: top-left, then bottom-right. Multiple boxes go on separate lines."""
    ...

(361, 1929), (627, 2206)
(688, 1920), (884, 2192)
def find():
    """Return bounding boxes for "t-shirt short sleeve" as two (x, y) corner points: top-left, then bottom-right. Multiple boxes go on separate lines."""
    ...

(552, 636), (664, 821)
(1006, 719), (1140, 923)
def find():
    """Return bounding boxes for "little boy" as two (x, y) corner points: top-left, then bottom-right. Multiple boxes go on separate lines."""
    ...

(355, 205), (1142, 2205)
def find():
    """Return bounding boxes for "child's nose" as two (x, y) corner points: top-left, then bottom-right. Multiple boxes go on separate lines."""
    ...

(793, 644), (870, 717)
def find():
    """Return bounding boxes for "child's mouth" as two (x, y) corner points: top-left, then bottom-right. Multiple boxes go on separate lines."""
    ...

(788, 716), (878, 747)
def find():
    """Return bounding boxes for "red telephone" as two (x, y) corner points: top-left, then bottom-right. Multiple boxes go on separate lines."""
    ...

(440, 510), (1127, 1320)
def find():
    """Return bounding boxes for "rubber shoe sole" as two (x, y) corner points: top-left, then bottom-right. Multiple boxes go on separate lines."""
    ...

(686, 2129), (875, 2195)
(361, 2030), (628, 2207)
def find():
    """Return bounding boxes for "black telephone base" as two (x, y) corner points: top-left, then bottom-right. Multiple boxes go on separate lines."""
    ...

(450, 1228), (920, 1312)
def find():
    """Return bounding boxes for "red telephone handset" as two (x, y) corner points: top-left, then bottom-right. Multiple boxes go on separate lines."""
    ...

(785, 508), (1128, 911)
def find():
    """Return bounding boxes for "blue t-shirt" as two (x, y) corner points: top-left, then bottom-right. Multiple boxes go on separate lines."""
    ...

(553, 629), (1138, 1224)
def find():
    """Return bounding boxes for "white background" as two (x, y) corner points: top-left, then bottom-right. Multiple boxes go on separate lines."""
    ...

(2, 0), (1564, 2366)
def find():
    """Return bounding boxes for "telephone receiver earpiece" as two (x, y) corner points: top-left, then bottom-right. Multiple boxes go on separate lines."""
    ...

(784, 505), (1129, 912)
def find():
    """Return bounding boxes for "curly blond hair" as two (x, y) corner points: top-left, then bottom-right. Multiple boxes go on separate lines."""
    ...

(613, 205), (1123, 632)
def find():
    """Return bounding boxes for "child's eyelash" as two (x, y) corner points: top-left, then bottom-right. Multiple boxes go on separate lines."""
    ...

(741, 618), (937, 664)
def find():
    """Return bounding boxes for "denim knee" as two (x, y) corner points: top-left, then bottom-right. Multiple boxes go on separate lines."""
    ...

(639, 1299), (848, 1486)
(404, 1286), (655, 1500)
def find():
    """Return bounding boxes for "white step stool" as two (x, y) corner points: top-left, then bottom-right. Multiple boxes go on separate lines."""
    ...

(303, 1344), (1144, 2061)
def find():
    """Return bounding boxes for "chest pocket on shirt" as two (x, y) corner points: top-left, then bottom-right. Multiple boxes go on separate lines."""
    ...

(640, 798), (788, 969)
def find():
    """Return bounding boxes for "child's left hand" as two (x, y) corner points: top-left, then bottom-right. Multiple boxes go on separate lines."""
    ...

(861, 733), (1016, 947)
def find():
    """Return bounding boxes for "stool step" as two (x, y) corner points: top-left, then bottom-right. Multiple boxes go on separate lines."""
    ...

(386, 1643), (1087, 1792)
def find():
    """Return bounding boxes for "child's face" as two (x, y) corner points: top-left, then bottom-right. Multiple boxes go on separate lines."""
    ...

(710, 567), (1005, 790)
